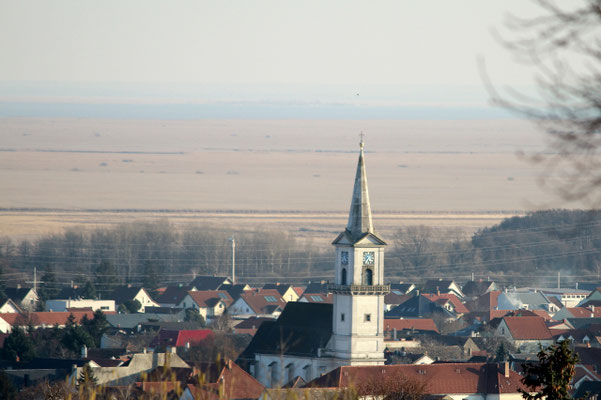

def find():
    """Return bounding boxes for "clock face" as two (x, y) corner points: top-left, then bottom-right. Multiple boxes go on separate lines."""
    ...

(340, 251), (349, 265)
(363, 251), (375, 266)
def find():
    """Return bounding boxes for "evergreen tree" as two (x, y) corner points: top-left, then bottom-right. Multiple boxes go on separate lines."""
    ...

(80, 280), (97, 300)
(0, 371), (17, 400)
(94, 260), (118, 295)
(61, 313), (94, 354)
(142, 261), (159, 292)
(81, 309), (108, 347)
(38, 264), (59, 302)
(77, 363), (98, 398)
(520, 340), (581, 400)
(0, 327), (35, 362)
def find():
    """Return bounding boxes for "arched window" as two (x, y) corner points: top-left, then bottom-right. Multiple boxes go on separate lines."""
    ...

(341, 268), (347, 285)
(364, 268), (373, 285)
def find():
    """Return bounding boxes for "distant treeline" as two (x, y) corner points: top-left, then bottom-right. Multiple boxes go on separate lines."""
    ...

(0, 209), (600, 289)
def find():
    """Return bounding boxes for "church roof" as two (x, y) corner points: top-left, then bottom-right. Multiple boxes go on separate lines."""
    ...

(333, 141), (385, 245)
(237, 302), (333, 362)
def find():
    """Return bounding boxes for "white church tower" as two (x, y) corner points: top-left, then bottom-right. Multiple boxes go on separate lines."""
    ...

(328, 139), (389, 365)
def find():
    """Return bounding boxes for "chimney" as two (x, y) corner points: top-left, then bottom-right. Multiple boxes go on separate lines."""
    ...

(576, 282), (579, 290)
(81, 345), (88, 358)
(504, 361), (510, 378)
(393, 328), (397, 340)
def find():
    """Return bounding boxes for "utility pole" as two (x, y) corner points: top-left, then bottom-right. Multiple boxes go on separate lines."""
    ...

(229, 236), (236, 284)
(26, 266), (43, 293)
(557, 271), (561, 289)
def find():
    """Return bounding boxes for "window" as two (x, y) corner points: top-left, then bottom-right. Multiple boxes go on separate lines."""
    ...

(364, 314), (371, 322)
(264, 296), (277, 302)
(341, 313), (345, 321)
(310, 295), (323, 302)
(363, 268), (373, 285)
(341, 268), (347, 285)
(100, 306), (109, 310)
(218, 293), (228, 299)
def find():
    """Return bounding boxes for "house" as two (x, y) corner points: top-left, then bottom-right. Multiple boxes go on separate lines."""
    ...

(262, 283), (300, 302)
(70, 350), (190, 386)
(149, 329), (213, 349)
(105, 312), (185, 333)
(578, 287), (601, 307)
(180, 359), (264, 400)
(108, 286), (160, 312)
(189, 275), (232, 291)
(422, 279), (465, 299)
(0, 311), (98, 333)
(0, 298), (22, 313)
(221, 283), (253, 302)
(3, 287), (39, 311)
(176, 290), (233, 320)
(305, 362), (529, 399)
(298, 293), (333, 304)
(229, 289), (286, 317)
(553, 306), (601, 321)
(45, 299), (115, 312)
(462, 280), (498, 299)
(465, 291), (501, 313)
(384, 292), (412, 311)
(385, 295), (454, 319)
(300, 281), (329, 295)
(497, 290), (558, 313)
(156, 285), (197, 307)
(383, 318), (439, 336)
(527, 287), (591, 308)
(421, 293), (470, 316)
(389, 282), (416, 295)
(495, 316), (554, 352)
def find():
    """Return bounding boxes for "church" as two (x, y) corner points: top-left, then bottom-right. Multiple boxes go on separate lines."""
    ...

(237, 140), (390, 387)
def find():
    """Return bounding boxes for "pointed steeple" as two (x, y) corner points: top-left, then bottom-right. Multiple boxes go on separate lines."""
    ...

(346, 138), (374, 239)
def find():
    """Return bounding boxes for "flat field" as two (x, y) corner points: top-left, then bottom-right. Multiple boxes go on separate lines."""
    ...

(0, 118), (554, 240)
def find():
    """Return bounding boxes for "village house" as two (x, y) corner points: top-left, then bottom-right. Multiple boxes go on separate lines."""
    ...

(0, 311), (98, 333)
(156, 285), (197, 307)
(578, 287), (601, 308)
(495, 316), (554, 352)
(229, 289), (287, 318)
(497, 290), (559, 313)
(462, 280), (498, 299)
(298, 292), (333, 304)
(3, 287), (39, 311)
(422, 279), (466, 300)
(176, 290), (233, 320)
(108, 286), (160, 312)
(304, 362), (529, 400)
(45, 298), (115, 312)
(262, 283), (301, 302)
(0, 298), (22, 314)
(189, 275), (232, 291)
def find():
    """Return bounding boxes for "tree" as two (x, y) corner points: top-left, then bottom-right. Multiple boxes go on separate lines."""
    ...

(142, 261), (159, 292)
(355, 371), (427, 400)
(519, 340), (580, 400)
(38, 264), (59, 302)
(77, 363), (97, 398)
(489, 0), (601, 205)
(184, 308), (206, 326)
(81, 309), (108, 347)
(61, 314), (94, 354)
(0, 327), (35, 362)
(80, 280), (97, 299)
(119, 299), (141, 314)
(94, 259), (118, 294)
(0, 372), (16, 400)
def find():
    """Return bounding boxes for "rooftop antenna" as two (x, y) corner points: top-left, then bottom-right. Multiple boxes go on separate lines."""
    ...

(229, 236), (236, 284)
(359, 132), (365, 149)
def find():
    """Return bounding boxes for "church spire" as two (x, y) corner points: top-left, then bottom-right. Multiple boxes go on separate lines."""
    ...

(346, 137), (374, 239)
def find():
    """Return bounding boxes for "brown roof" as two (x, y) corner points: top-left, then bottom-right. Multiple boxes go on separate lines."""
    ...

(503, 316), (553, 340)
(383, 318), (439, 333)
(239, 289), (286, 314)
(0, 311), (106, 327)
(186, 290), (233, 308)
(567, 307), (601, 318)
(466, 291), (501, 313)
(384, 293), (412, 306)
(188, 360), (264, 400)
(422, 293), (470, 314)
(302, 293), (334, 304)
(308, 363), (528, 395)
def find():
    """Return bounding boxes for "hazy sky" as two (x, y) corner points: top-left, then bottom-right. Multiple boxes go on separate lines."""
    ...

(0, 0), (553, 118)
(1, 1), (541, 85)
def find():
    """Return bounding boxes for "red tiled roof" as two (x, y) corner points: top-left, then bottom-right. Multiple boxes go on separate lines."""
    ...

(0, 311), (108, 327)
(188, 360), (264, 400)
(308, 363), (528, 395)
(239, 289), (286, 314)
(422, 293), (469, 314)
(466, 291), (501, 313)
(186, 290), (233, 308)
(383, 318), (439, 333)
(150, 329), (213, 348)
(503, 316), (553, 340)
(567, 307), (601, 318)
(301, 293), (333, 304)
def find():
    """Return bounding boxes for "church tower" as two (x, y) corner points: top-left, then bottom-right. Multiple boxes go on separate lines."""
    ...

(328, 139), (389, 365)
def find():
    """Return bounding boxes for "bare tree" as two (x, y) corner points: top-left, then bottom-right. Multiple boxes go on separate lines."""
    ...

(487, 0), (601, 204)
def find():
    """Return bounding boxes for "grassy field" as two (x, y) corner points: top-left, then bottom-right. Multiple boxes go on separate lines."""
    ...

(0, 117), (555, 240)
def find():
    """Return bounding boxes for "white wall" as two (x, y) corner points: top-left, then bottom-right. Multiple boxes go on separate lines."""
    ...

(45, 299), (115, 312)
